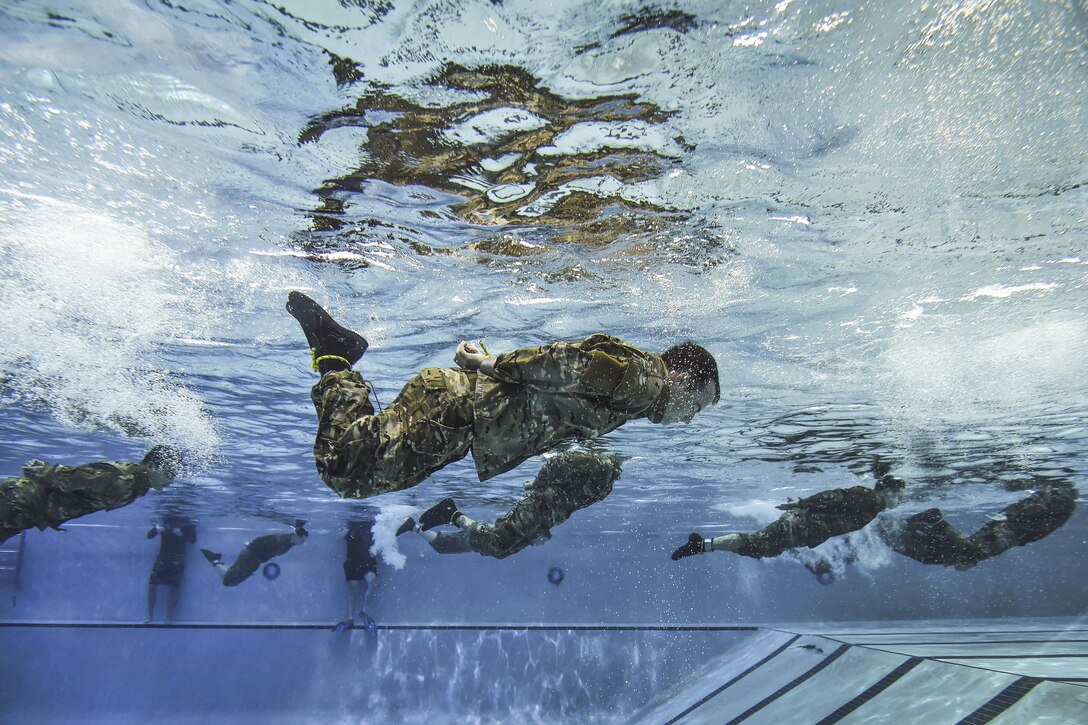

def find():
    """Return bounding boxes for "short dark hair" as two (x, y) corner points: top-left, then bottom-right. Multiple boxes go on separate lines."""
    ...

(661, 342), (720, 403)
(142, 445), (183, 476)
(875, 473), (906, 493)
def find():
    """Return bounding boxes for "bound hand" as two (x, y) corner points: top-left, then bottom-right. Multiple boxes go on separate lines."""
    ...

(454, 341), (485, 371)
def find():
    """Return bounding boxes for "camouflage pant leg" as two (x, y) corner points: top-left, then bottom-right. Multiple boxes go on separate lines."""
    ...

(221, 546), (263, 586)
(466, 487), (561, 559)
(879, 509), (970, 566)
(962, 483), (1077, 565)
(311, 370), (473, 499)
(467, 452), (618, 559)
(312, 370), (377, 495)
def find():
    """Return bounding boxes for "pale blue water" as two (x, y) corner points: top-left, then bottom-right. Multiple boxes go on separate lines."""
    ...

(0, 0), (1086, 721)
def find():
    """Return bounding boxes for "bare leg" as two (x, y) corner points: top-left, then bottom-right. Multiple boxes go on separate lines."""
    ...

(419, 528), (474, 554)
(146, 583), (157, 623)
(165, 585), (181, 622)
(345, 579), (362, 621)
(360, 571), (376, 613)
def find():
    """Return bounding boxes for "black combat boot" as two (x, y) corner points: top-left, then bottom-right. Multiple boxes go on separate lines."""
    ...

(200, 549), (222, 564)
(395, 517), (417, 536)
(418, 498), (462, 531)
(670, 532), (707, 561)
(286, 291), (369, 374)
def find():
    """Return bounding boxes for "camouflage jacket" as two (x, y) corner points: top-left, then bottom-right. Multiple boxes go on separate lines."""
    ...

(1, 460), (154, 542)
(776, 486), (886, 522)
(471, 334), (667, 480)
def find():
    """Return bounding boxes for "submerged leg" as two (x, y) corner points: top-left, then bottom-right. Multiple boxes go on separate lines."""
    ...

(413, 452), (620, 560)
(145, 583), (157, 623)
(421, 529), (475, 554)
(879, 508), (970, 567)
(165, 585), (181, 622)
(312, 370), (474, 499)
(966, 481), (1076, 563)
(311, 370), (382, 495)
(291, 293), (476, 500)
(883, 481), (1078, 570)
(721, 512), (811, 559)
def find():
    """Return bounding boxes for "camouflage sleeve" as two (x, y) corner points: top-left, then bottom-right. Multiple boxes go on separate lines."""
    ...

(29, 461), (148, 496)
(5, 460), (152, 535)
(480, 337), (661, 403)
(480, 341), (598, 392)
(776, 487), (877, 515)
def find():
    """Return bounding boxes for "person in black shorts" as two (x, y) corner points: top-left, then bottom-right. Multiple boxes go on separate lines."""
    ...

(146, 517), (196, 623)
(335, 518), (379, 635)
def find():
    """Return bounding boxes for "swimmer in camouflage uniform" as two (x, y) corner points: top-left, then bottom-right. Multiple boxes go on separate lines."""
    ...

(671, 470), (906, 561)
(672, 471), (1075, 572)
(878, 479), (1076, 570)
(286, 292), (718, 500)
(0, 446), (182, 544)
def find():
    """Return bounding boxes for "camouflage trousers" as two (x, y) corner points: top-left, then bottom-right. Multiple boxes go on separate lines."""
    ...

(734, 509), (879, 559)
(432, 452), (620, 559)
(311, 369), (475, 499)
(880, 481), (1077, 569)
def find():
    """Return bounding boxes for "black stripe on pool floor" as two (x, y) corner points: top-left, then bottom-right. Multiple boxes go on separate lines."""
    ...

(815, 656), (923, 725)
(664, 635), (802, 725)
(957, 676), (1042, 725)
(725, 643), (851, 725)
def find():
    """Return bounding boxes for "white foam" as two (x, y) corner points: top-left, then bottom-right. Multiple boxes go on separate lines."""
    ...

(0, 200), (219, 452)
(372, 504), (419, 570)
(878, 313), (1086, 427)
(961, 283), (1060, 300)
(712, 499), (782, 526)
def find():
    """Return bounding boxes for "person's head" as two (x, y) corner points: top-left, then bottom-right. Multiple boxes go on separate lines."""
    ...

(805, 559), (836, 586)
(874, 473), (906, 509)
(293, 519), (309, 543)
(656, 343), (720, 425)
(141, 445), (184, 490)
